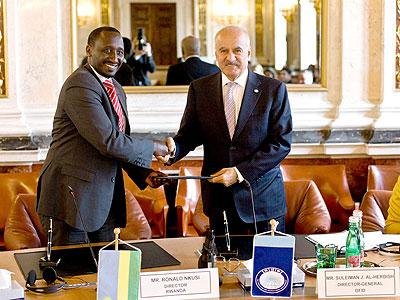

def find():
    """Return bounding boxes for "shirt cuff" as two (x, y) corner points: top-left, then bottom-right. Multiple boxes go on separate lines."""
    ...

(234, 167), (244, 183)
(169, 147), (176, 159)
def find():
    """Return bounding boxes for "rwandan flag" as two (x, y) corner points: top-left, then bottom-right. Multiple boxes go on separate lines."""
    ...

(97, 249), (141, 300)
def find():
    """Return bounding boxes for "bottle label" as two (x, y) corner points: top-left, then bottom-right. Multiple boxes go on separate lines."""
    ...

(346, 255), (361, 268)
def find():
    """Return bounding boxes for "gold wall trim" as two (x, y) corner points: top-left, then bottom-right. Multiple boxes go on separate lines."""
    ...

(0, 0), (8, 97)
(396, 0), (400, 89)
(320, 0), (327, 88)
(255, 0), (264, 58)
(124, 85), (189, 94)
(287, 84), (327, 92)
(198, 0), (207, 57)
(101, 0), (110, 26)
(123, 84), (327, 94)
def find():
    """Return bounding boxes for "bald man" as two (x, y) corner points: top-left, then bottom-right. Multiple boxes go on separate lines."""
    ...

(165, 26), (292, 234)
(166, 35), (220, 85)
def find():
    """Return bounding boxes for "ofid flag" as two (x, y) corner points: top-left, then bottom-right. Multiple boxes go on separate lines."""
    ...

(97, 249), (141, 300)
(251, 231), (295, 298)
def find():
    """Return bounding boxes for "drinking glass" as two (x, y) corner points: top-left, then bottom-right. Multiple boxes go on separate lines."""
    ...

(315, 244), (337, 268)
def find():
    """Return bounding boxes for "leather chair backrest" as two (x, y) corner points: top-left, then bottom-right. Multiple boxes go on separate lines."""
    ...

(5, 190), (152, 250)
(123, 171), (168, 238)
(360, 190), (391, 232)
(175, 166), (202, 237)
(4, 193), (47, 250)
(367, 165), (400, 191)
(0, 172), (40, 247)
(120, 189), (152, 240)
(191, 179), (331, 235)
(281, 165), (354, 232)
(284, 180), (331, 234)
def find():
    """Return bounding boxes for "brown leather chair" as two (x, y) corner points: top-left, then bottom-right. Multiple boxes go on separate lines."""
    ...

(284, 180), (331, 234)
(120, 189), (152, 240)
(4, 191), (152, 250)
(4, 194), (47, 250)
(191, 197), (209, 236)
(359, 190), (391, 232)
(123, 171), (168, 238)
(175, 166), (202, 237)
(281, 165), (354, 232)
(191, 179), (331, 236)
(0, 172), (39, 249)
(367, 165), (400, 191)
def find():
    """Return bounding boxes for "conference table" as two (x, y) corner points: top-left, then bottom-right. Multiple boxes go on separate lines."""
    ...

(1, 236), (400, 299)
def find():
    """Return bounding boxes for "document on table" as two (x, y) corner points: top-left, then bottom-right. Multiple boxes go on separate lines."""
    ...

(306, 231), (400, 250)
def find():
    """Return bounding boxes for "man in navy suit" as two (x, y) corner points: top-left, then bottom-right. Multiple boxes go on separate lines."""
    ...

(165, 26), (292, 235)
(166, 36), (220, 85)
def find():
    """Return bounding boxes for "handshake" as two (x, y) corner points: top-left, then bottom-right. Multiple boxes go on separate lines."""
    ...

(149, 137), (239, 188)
(153, 137), (175, 164)
(146, 137), (176, 188)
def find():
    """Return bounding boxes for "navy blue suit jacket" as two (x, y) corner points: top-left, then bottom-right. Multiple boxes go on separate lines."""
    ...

(166, 57), (220, 85)
(173, 71), (292, 223)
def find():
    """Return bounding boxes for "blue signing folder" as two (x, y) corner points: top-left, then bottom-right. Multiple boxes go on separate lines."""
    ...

(251, 231), (295, 298)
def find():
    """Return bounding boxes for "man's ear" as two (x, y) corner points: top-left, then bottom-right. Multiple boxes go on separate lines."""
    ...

(86, 44), (92, 57)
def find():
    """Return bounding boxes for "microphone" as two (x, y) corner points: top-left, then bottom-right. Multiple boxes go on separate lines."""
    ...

(198, 228), (217, 268)
(243, 179), (258, 235)
(67, 185), (98, 269)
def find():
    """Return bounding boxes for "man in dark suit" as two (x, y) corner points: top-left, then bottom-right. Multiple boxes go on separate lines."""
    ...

(166, 36), (220, 85)
(127, 38), (156, 86)
(37, 27), (171, 245)
(165, 26), (292, 235)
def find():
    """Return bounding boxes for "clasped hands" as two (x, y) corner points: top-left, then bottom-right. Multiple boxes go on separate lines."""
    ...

(146, 137), (176, 188)
(152, 137), (238, 187)
(153, 137), (175, 163)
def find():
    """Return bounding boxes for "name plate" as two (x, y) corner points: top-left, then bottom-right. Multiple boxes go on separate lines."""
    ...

(317, 267), (400, 298)
(139, 268), (219, 299)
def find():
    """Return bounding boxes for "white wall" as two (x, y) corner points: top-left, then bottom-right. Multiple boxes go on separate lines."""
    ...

(0, 0), (399, 164)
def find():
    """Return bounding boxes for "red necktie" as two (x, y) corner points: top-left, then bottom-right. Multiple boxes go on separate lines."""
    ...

(103, 79), (125, 131)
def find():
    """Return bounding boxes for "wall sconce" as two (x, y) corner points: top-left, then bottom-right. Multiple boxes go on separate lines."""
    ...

(77, 0), (95, 27)
(212, 0), (248, 25)
(309, 0), (321, 15)
(280, 0), (298, 22)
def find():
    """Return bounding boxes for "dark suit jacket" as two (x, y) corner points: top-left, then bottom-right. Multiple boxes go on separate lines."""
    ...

(114, 62), (135, 86)
(173, 71), (292, 223)
(37, 64), (154, 232)
(127, 54), (156, 86)
(166, 57), (220, 85)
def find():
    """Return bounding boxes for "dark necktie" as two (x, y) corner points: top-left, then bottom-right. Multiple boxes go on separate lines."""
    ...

(103, 79), (125, 131)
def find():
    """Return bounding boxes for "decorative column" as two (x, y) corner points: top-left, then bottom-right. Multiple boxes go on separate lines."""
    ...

(368, 0), (400, 154)
(281, 0), (300, 70)
(326, 0), (379, 153)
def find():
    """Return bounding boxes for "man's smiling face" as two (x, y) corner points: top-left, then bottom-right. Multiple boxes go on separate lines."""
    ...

(86, 31), (124, 77)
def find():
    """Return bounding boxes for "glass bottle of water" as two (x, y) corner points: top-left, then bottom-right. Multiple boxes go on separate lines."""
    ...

(353, 207), (365, 267)
(346, 216), (361, 268)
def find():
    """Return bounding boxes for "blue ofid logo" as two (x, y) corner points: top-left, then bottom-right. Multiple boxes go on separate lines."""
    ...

(254, 267), (289, 293)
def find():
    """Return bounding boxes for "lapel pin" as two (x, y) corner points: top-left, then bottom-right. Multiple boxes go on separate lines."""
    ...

(254, 89), (259, 93)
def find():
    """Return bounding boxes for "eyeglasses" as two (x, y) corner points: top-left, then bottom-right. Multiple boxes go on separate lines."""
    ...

(215, 256), (241, 276)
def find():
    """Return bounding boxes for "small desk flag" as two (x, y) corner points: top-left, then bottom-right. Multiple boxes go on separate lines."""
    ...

(97, 230), (142, 300)
(251, 231), (295, 298)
